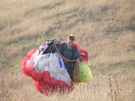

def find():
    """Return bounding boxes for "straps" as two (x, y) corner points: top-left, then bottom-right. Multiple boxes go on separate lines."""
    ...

(61, 43), (76, 60)
(54, 42), (80, 83)
(71, 46), (76, 60)
(54, 43), (76, 62)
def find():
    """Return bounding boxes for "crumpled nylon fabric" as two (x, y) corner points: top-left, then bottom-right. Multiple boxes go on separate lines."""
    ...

(34, 53), (71, 86)
(22, 50), (74, 95)
(79, 62), (93, 83)
(22, 43), (90, 95)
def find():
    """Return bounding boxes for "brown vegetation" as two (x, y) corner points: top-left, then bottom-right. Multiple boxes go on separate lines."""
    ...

(0, 0), (135, 100)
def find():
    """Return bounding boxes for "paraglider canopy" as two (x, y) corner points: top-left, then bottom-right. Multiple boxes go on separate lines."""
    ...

(22, 42), (89, 95)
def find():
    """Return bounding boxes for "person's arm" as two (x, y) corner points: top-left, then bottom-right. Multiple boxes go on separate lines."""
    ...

(51, 39), (62, 53)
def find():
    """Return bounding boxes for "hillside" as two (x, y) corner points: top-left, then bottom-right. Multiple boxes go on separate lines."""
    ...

(0, 0), (135, 100)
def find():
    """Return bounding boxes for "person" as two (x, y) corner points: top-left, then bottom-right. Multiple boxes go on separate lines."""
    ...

(51, 34), (80, 80)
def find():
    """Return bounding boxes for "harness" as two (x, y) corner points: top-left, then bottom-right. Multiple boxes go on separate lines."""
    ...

(42, 40), (55, 54)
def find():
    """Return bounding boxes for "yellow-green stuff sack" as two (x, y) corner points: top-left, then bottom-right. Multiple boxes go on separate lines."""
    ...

(79, 62), (93, 83)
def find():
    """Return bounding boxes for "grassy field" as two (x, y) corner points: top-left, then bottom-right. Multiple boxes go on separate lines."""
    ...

(0, 0), (135, 100)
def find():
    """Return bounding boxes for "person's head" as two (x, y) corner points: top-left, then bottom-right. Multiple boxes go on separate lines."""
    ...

(67, 34), (75, 48)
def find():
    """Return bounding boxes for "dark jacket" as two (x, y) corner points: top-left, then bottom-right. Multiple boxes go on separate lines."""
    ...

(51, 43), (80, 68)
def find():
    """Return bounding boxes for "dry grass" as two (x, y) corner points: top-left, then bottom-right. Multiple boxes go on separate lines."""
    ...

(1, 63), (135, 101)
(0, 0), (135, 100)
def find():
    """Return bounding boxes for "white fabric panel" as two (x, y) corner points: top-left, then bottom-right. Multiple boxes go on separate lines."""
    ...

(32, 52), (71, 86)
